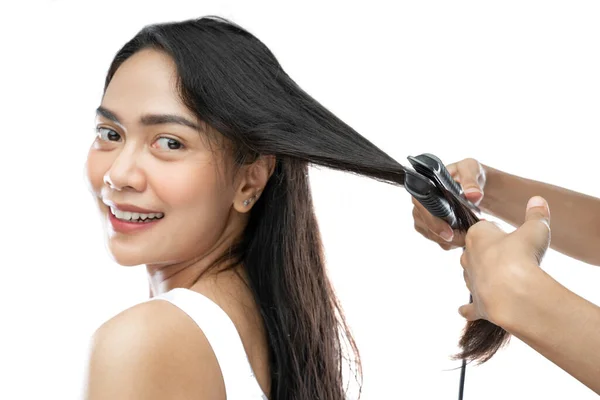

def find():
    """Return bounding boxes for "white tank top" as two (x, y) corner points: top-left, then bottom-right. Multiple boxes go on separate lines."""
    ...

(149, 288), (268, 400)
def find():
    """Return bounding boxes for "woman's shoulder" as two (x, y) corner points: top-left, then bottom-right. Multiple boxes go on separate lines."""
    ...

(83, 299), (226, 400)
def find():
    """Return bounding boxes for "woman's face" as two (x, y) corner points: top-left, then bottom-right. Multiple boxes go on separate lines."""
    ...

(86, 49), (246, 267)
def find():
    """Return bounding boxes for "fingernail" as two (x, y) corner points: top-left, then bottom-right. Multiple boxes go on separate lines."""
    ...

(464, 187), (481, 194)
(527, 196), (547, 210)
(439, 229), (454, 242)
(464, 187), (483, 200)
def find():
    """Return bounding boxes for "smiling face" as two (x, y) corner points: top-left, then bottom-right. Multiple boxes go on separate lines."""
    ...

(86, 49), (251, 267)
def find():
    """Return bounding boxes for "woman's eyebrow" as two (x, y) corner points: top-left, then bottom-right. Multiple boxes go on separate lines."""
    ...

(95, 106), (122, 127)
(96, 106), (202, 131)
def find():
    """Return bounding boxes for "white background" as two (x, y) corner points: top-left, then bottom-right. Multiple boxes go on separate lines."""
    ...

(1, 1), (600, 399)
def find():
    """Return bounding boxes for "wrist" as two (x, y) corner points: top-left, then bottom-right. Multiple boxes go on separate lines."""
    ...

(493, 263), (549, 333)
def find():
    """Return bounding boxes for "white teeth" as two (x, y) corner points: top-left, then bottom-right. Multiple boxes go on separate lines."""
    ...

(110, 207), (164, 222)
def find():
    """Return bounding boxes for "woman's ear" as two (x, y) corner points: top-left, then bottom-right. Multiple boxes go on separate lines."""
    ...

(233, 155), (276, 213)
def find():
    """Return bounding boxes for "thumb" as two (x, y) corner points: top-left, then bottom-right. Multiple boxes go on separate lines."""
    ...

(519, 196), (552, 263)
(458, 303), (480, 321)
(457, 159), (485, 204)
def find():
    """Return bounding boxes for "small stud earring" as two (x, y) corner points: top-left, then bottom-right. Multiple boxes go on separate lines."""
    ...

(243, 192), (261, 207)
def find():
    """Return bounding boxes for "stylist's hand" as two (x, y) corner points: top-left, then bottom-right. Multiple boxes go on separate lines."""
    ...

(458, 196), (551, 325)
(412, 158), (486, 250)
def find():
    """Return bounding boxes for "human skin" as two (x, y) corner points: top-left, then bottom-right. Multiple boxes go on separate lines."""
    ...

(83, 49), (274, 399)
(412, 158), (600, 395)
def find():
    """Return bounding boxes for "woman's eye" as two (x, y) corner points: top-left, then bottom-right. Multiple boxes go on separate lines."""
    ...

(96, 127), (121, 142)
(154, 137), (184, 150)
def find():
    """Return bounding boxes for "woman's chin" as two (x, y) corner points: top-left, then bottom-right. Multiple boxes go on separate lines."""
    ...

(109, 253), (146, 267)
(106, 242), (152, 267)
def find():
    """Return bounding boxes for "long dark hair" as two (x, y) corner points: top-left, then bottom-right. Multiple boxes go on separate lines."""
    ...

(103, 16), (508, 399)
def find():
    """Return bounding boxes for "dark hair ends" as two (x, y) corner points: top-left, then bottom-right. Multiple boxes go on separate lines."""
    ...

(442, 192), (511, 363)
(103, 16), (509, 398)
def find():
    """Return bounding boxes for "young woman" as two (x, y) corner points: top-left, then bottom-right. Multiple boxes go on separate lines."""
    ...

(83, 16), (479, 399)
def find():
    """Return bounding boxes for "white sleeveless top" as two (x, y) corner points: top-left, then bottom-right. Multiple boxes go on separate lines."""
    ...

(149, 288), (268, 400)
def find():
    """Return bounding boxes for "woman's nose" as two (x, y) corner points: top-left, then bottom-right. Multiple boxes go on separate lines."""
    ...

(103, 150), (146, 192)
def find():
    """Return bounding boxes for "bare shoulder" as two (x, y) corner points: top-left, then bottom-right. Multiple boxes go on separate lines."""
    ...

(83, 299), (225, 400)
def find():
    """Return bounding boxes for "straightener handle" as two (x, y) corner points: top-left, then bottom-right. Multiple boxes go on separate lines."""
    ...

(405, 171), (458, 228)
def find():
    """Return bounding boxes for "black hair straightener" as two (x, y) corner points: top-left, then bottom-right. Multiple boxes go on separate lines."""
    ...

(405, 153), (480, 228)
(404, 153), (480, 400)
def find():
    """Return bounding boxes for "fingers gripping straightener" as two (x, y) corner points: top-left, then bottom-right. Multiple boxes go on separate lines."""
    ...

(404, 153), (480, 400)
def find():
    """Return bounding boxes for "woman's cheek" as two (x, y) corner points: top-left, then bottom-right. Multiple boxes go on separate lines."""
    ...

(85, 149), (108, 194)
